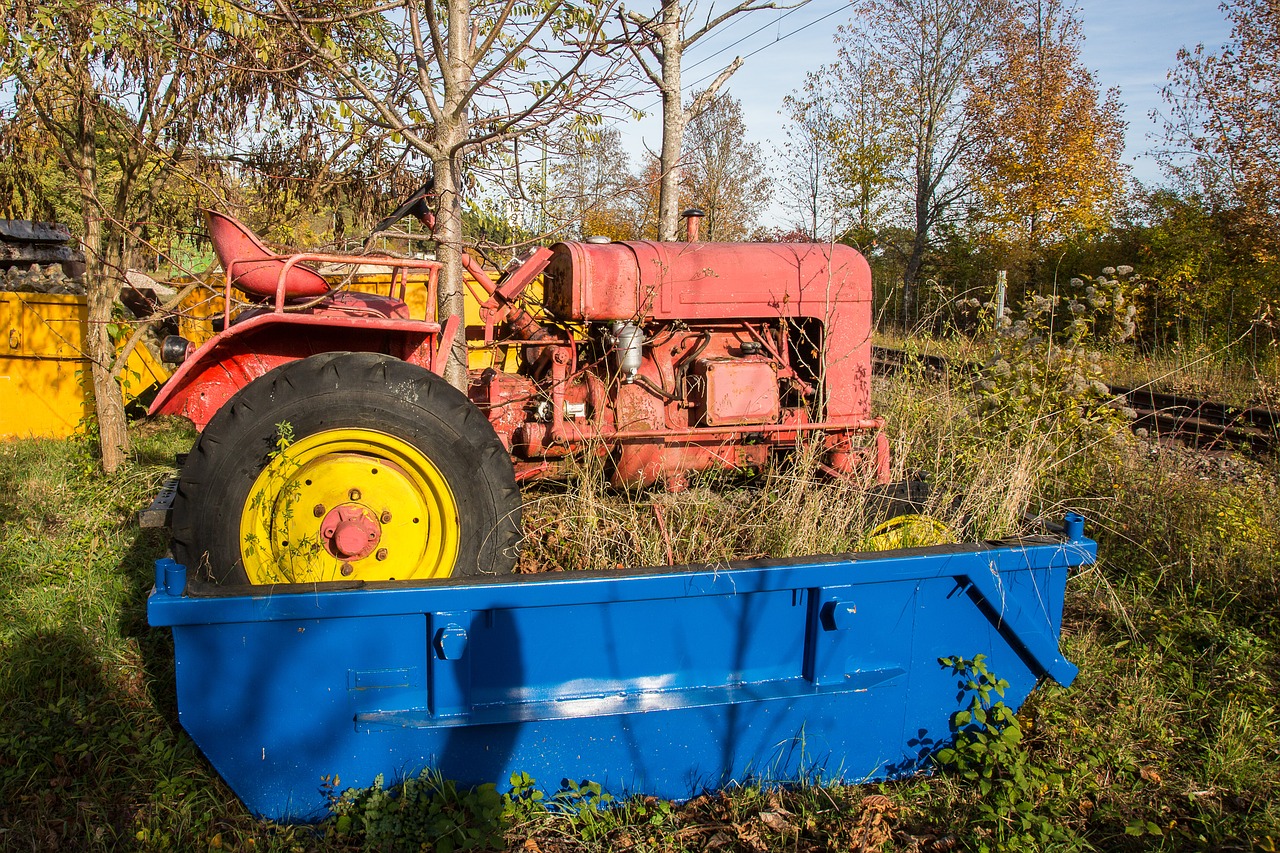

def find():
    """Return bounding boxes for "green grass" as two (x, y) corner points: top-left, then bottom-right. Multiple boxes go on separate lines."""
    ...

(0, 422), (293, 851)
(2, 359), (1279, 851)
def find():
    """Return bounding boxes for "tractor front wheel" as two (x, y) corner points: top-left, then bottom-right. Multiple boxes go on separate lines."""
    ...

(171, 352), (521, 585)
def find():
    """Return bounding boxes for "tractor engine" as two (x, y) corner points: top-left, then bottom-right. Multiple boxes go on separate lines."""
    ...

(472, 238), (887, 489)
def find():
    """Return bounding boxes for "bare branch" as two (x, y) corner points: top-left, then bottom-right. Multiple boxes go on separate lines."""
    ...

(685, 56), (741, 118)
(684, 0), (788, 49)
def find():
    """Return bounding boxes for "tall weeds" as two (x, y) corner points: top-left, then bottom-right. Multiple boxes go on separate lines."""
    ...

(517, 368), (1079, 576)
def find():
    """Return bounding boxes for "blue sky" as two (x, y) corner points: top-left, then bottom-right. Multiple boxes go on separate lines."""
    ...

(614, 0), (1234, 210)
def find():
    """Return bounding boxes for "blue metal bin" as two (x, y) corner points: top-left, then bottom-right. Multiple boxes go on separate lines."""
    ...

(148, 515), (1094, 822)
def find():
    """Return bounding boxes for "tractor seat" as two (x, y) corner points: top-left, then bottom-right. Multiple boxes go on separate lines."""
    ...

(203, 209), (330, 301)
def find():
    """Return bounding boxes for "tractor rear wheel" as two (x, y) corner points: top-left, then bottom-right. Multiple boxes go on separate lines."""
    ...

(171, 352), (522, 585)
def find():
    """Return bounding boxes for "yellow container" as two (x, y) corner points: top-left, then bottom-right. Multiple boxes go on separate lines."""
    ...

(0, 262), (541, 439)
(0, 293), (94, 438)
(0, 292), (171, 439)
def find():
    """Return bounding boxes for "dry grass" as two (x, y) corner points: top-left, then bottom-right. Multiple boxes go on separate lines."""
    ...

(1101, 340), (1280, 408)
(517, 439), (1050, 576)
(877, 327), (1280, 410)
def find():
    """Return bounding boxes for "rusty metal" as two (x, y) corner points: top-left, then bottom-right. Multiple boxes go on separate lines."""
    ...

(155, 207), (891, 494)
(148, 310), (443, 427)
(681, 208), (704, 242)
(321, 505), (381, 560)
(203, 210), (442, 328)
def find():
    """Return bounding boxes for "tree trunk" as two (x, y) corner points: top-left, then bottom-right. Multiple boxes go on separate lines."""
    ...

(902, 186), (931, 329)
(432, 153), (469, 391)
(421, 0), (475, 392)
(80, 206), (130, 466)
(85, 268), (129, 472)
(656, 0), (685, 242)
(901, 238), (926, 329)
(71, 70), (130, 472)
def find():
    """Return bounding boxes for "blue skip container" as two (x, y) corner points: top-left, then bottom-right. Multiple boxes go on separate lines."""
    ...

(148, 515), (1093, 821)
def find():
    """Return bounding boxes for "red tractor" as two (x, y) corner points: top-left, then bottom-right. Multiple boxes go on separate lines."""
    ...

(151, 194), (888, 586)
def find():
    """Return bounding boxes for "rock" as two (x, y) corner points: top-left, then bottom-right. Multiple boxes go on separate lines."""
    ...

(0, 263), (83, 295)
(125, 269), (177, 299)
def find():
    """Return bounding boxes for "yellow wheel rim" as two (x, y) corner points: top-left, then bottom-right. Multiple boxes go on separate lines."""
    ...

(860, 514), (953, 552)
(239, 428), (459, 584)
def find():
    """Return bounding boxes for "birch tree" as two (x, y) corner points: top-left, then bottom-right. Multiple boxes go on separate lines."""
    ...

(547, 126), (646, 240)
(783, 51), (897, 242)
(830, 0), (1002, 321)
(680, 93), (770, 240)
(778, 90), (839, 239)
(620, 0), (799, 241)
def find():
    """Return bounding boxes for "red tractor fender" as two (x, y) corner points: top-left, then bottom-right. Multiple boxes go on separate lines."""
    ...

(149, 312), (451, 429)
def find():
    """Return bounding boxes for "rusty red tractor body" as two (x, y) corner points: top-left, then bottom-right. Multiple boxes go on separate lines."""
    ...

(153, 209), (887, 586)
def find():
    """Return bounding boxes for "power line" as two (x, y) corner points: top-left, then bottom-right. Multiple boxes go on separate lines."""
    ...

(636, 3), (849, 113)
(681, 3), (810, 75)
(690, 3), (849, 88)
(605, 9), (798, 106)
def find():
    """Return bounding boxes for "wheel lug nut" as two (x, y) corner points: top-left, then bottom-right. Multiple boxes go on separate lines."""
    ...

(380, 510), (392, 523)
(376, 548), (388, 561)
(340, 562), (354, 576)
(349, 488), (361, 501)
(313, 504), (325, 517)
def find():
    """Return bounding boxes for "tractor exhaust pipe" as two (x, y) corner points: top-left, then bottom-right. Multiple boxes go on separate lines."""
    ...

(681, 208), (704, 242)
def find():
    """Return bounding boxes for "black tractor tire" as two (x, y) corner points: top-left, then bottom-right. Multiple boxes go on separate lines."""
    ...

(171, 352), (522, 585)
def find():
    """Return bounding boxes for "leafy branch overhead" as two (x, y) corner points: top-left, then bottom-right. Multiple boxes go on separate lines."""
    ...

(0, 0), (298, 471)
(207, 0), (629, 388)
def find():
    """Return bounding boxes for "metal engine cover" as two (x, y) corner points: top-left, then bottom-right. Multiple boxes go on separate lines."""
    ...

(692, 357), (780, 426)
(542, 240), (873, 420)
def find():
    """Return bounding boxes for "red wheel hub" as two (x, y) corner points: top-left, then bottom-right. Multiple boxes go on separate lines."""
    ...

(320, 504), (381, 559)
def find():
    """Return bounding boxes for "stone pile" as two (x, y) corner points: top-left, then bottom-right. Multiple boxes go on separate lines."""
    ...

(0, 264), (86, 295)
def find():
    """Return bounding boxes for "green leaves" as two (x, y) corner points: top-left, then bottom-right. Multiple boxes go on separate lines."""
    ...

(327, 770), (510, 851)
(968, 268), (1138, 469)
(326, 769), (619, 849)
(1125, 819), (1164, 838)
(933, 656), (1082, 852)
